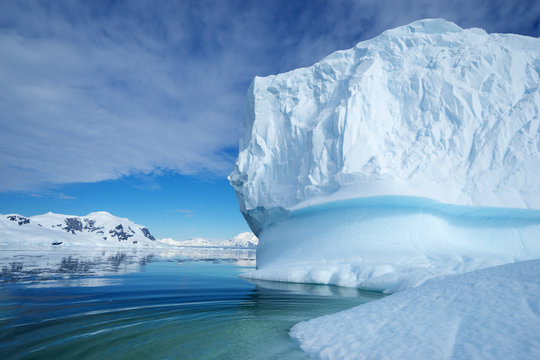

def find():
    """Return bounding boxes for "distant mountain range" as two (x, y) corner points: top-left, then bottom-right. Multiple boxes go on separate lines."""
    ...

(0, 212), (257, 250)
(159, 232), (258, 249)
(0, 211), (159, 248)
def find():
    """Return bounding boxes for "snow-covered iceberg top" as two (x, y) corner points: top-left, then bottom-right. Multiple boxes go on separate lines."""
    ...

(229, 18), (540, 234)
(0, 211), (160, 248)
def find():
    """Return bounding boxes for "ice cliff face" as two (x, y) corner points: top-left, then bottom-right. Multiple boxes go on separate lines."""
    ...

(229, 19), (540, 235)
(229, 19), (540, 292)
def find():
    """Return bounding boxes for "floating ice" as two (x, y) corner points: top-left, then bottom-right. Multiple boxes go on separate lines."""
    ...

(229, 19), (540, 291)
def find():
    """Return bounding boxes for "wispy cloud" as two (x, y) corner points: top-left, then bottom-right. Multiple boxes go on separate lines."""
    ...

(177, 209), (194, 218)
(57, 193), (77, 200)
(1, 0), (538, 192)
(177, 209), (193, 213)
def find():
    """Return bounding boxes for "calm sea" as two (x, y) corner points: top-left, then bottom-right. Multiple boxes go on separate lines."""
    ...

(0, 248), (384, 359)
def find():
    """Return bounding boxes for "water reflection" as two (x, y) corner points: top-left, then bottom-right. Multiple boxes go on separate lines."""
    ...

(0, 247), (256, 287)
(0, 250), (383, 360)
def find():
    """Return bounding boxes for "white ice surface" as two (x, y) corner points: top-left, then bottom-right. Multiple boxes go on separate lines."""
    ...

(231, 18), (540, 292)
(229, 18), (540, 234)
(290, 259), (540, 360)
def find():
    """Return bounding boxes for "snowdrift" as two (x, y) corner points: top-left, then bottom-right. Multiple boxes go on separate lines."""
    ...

(229, 19), (540, 291)
(290, 259), (540, 359)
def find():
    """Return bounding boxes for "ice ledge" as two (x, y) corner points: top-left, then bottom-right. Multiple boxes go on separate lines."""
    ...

(241, 187), (540, 237)
(241, 196), (540, 293)
(289, 181), (539, 211)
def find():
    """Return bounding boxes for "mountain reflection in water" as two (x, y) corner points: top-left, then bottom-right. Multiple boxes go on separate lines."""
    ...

(0, 247), (256, 287)
(0, 247), (384, 360)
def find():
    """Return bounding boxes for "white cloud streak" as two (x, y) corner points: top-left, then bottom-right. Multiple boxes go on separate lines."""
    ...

(177, 209), (193, 214)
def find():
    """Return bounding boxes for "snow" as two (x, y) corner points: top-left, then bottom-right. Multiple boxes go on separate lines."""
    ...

(159, 232), (258, 249)
(229, 18), (540, 233)
(290, 259), (540, 360)
(0, 211), (161, 249)
(229, 19), (540, 291)
(230, 231), (259, 248)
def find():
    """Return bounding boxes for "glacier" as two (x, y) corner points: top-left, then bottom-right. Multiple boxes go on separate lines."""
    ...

(229, 19), (540, 292)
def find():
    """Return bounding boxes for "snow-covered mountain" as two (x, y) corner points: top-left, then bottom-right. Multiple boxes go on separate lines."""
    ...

(0, 211), (160, 248)
(230, 19), (540, 292)
(159, 232), (258, 249)
(229, 232), (258, 248)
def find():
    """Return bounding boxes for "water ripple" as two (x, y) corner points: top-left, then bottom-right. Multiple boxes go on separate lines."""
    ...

(1, 251), (383, 359)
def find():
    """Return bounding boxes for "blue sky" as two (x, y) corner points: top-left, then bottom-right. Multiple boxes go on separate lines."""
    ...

(1, 0), (539, 240)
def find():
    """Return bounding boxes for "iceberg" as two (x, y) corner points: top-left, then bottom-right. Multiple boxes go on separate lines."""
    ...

(229, 19), (540, 292)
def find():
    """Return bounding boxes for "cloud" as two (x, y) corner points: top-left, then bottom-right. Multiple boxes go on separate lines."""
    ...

(57, 193), (77, 200)
(0, 1), (244, 191)
(177, 209), (194, 218)
(1, 0), (538, 192)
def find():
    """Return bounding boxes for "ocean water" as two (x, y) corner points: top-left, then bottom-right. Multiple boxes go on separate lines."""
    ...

(0, 248), (384, 359)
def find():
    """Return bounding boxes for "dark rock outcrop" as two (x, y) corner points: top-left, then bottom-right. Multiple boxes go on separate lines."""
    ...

(7, 215), (30, 226)
(108, 224), (133, 241)
(140, 227), (156, 241)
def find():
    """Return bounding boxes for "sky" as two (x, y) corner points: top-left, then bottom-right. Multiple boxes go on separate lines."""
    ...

(1, 0), (539, 240)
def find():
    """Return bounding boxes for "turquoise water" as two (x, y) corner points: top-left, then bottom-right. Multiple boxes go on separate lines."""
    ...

(0, 249), (384, 359)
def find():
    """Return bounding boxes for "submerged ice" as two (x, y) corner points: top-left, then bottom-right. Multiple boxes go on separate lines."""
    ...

(229, 19), (540, 291)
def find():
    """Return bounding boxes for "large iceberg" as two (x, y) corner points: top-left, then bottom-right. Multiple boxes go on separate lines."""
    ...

(229, 19), (540, 292)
